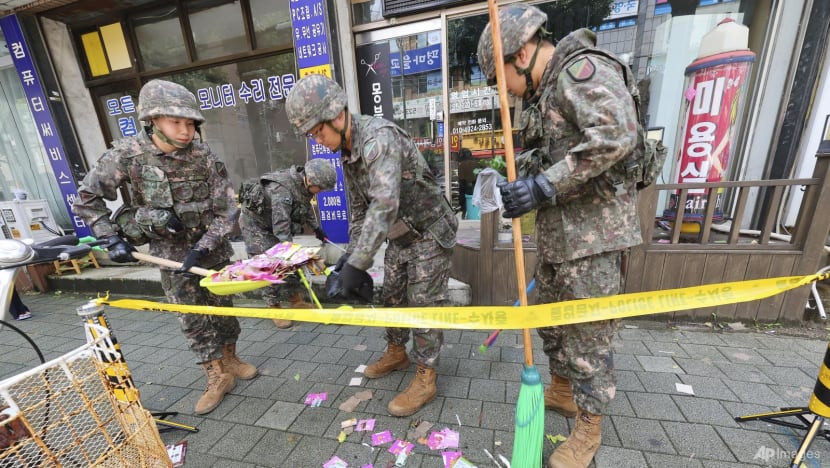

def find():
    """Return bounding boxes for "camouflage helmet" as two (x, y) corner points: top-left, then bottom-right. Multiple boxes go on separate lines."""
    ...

(285, 74), (347, 136)
(137, 79), (204, 123)
(477, 3), (548, 81)
(304, 158), (337, 191)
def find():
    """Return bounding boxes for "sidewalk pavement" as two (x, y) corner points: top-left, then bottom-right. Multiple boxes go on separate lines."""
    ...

(3, 286), (830, 467)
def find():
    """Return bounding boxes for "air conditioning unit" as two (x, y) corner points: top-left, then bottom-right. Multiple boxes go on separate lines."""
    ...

(0, 199), (64, 243)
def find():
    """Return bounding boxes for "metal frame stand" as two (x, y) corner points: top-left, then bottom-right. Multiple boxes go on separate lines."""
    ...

(77, 300), (198, 433)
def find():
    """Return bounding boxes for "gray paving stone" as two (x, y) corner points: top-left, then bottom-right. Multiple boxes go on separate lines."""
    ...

(206, 423), (268, 460)
(612, 339), (650, 355)
(594, 445), (648, 468)
(468, 377), (506, 402)
(644, 452), (705, 467)
(636, 371), (686, 394)
(628, 392), (686, 421)
(255, 401), (305, 430)
(614, 353), (644, 371)
(616, 369), (645, 392)
(756, 364), (816, 387)
(644, 340), (692, 358)
(679, 342), (727, 360)
(677, 374), (739, 401)
(722, 379), (789, 407)
(478, 401), (516, 432)
(637, 355), (684, 373)
(607, 392), (636, 417)
(713, 362), (772, 383)
(713, 426), (783, 464)
(720, 347), (772, 366)
(662, 420), (736, 461)
(612, 415), (676, 454)
(672, 395), (741, 428)
(674, 357), (728, 379)
(436, 374), (470, 399)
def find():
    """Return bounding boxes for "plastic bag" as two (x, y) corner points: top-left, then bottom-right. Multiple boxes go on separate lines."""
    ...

(472, 168), (505, 214)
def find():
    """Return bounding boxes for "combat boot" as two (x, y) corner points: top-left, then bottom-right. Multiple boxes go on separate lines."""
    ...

(548, 410), (603, 468)
(289, 292), (313, 309)
(221, 343), (258, 380)
(544, 374), (578, 418)
(270, 304), (293, 329)
(194, 359), (235, 415)
(387, 365), (437, 417)
(364, 343), (410, 378)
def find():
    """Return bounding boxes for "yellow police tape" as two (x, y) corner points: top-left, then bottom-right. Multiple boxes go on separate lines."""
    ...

(97, 271), (829, 330)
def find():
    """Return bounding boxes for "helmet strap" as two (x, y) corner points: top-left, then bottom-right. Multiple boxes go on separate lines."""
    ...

(152, 124), (191, 150)
(329, 109), (349, 153)
(514, 40), (542, 100)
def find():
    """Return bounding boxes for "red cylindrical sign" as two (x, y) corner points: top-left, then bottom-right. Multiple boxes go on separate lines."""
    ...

(664, 50), (754, 224)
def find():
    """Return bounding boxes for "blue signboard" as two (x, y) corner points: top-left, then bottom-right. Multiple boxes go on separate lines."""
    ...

(391, 43), (442, 76)
(0, 15), (90, 237)
(290, 0), (349, 243)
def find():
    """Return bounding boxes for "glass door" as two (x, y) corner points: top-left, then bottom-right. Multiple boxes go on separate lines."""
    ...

(354, 20), (455, 209)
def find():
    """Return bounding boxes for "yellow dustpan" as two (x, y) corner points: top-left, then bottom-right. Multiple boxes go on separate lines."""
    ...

(131, 252), (270, 295)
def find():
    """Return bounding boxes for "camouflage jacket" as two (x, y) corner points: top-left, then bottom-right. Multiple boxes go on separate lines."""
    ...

(529, 28), (643, 263)
(239, 166), (319, 241)
(341, 114), (457, 270)
(72, 132), (237, 266)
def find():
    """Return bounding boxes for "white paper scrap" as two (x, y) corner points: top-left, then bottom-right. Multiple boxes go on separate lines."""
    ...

(350, 377), (363, 386)
(675, 382), (695, 395)
(355, 364), (367, 373)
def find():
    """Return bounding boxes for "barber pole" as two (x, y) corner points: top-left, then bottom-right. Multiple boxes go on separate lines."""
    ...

(663, 19), (755, 231)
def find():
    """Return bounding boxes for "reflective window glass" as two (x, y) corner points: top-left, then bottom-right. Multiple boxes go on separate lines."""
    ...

(188, 0), (247, 60)
(157, 53), (305, 185)
(352, 0), (384, 25)
(250, 0), (292, 49)
(133, 6), (188, 70)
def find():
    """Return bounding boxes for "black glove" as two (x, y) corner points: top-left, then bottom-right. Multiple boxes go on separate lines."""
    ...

(339, 263), (366, 295)
(314, 227), (328, 242)
(334, 252), (350, 272)
(498, 173), (556, 218)
(179, 246), (206, 272)
(166, 214), (185, 234)
(104, 235), (137, 263)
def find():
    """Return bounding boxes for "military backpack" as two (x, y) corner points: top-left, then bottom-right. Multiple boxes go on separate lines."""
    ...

(570, 48), (668, 190)
(238, 177), (267, 214)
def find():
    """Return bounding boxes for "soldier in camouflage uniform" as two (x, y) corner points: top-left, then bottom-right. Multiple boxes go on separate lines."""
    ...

(479, 5), (642, 467)
(72, 79), (257, 416)
(285, 74), (458, 417)
(238, 159), (337, 328)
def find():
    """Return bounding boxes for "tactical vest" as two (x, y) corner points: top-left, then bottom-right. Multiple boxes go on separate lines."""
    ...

(121, 140), (215, 243)
(351, 115), (458, 249)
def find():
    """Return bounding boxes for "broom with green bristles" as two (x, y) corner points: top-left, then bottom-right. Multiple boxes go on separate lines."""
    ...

(486, 1), (544, 466)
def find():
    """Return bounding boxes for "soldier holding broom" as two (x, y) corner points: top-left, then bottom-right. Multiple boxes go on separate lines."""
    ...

(478, 4), (643, 467)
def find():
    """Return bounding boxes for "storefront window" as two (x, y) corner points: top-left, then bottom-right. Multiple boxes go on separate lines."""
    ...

(352, 0), (384, 25)
(157, 52), (305, 186)
(0, 61), (71, 228)
(133, 6), (188, 70)
(188, 0), (248, 60)
(250, 0), (292, 49)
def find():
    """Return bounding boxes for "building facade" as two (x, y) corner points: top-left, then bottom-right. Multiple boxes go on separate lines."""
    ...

(0, 0), (826, 241)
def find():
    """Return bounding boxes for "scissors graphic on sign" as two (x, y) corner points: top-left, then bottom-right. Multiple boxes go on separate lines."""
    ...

(361, 53), (381, 76)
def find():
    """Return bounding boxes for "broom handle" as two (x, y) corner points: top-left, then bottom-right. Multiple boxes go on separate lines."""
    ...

(487, 0), (533, 366)
(131, 251), (213, 277)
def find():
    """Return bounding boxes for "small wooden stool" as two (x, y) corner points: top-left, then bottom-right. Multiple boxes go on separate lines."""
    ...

(53, 250), (100, 275)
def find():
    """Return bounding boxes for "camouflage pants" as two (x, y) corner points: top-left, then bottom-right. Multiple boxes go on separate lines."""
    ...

(240, 215), (304, 306)
(536, 250), (624, 415)
(160, 267), (238, 364)
(381, 236), (452, 368)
